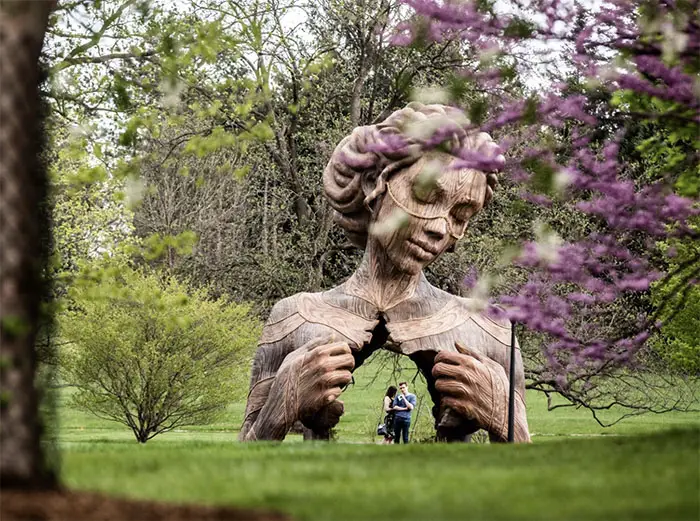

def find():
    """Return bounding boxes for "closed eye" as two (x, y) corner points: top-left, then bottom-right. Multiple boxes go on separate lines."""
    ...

(450, 203), (474, 223)
(412, 183), (445, 204)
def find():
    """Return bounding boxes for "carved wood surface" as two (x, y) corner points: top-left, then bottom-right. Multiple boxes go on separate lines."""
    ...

(240, 103), (530, 443)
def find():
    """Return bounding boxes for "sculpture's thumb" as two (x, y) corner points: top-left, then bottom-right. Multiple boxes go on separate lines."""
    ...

(455, 341), (486, 363)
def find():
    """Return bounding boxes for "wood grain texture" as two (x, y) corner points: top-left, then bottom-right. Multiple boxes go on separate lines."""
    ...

(240, 103), (529, 443)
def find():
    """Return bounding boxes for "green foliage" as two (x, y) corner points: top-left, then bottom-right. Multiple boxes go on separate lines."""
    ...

(111, 73), (132, 112)
(468, 96), (489, 125)
(59, 266), (261, 442)
(522, 156), (556, 194)
(140, 231), (199, 261)
(49, 133), (136, 279)
(605, 79), (700, 375)
(521, 96), (540, 125)
(609, 87), (699, 197)
(503, 17), (536, 38)
(651, 236), (700, 375)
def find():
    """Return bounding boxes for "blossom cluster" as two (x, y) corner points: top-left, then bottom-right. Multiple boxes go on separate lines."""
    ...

(395, 0), (699, 378)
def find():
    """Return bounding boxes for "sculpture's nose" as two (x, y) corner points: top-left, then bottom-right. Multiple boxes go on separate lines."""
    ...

(424, 217), (447, 242)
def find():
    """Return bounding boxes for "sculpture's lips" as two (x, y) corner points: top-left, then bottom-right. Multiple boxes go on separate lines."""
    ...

(406, 237), (440, 259)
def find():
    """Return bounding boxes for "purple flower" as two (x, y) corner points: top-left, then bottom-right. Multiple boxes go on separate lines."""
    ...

(400, 0), (697, 378)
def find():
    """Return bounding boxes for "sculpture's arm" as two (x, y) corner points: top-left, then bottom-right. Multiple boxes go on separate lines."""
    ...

(241, 337), (354, 441)
(239, 336), (289, 440)
(432, 342), (531, 443)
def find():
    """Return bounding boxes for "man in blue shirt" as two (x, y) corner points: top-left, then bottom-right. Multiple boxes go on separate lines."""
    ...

(392, 381), (416, 444)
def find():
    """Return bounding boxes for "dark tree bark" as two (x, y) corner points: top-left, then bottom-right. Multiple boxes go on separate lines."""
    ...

(0, 0), (56, 489)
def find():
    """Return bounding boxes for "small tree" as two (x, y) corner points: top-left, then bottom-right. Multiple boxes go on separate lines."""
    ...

(60, 266), (260, 442)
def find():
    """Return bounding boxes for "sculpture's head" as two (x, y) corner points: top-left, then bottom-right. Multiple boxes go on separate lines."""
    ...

(323, 102), (503, 275)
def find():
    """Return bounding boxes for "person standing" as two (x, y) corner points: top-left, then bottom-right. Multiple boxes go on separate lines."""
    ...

(381, 386), (397, 444)
(392, 382), (416, 444)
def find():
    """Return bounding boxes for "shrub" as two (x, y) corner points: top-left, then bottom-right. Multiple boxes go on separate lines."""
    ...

(60, 266), (260, 442)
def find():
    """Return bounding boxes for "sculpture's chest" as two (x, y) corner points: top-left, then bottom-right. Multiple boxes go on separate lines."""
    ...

(260, 291), (511, 367)
(384, 300), (512, 367)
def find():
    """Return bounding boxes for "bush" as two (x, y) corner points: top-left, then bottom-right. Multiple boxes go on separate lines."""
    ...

(60, 266), (261, 442)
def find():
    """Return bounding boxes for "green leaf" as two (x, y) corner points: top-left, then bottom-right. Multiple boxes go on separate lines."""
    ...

(468, 98), (489, 125)
(522, 96), (539, 125)
(112, 74), (132, 112)
(523, 156), (556, 194)
(504, 18), (535, 38)
(233, 165), (251, 180)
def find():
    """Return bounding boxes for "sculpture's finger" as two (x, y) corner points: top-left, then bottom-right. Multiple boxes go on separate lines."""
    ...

(442, 396), (475, 420)
(435, 350), (475, 368)
(434, 350), (464, 366)
(434, 376), (467, 397)
(332, 353), (355, 371)
(325, 387), (343, 403)
(325, 369), (352, 388)
(321, 341), (352, 356)
(432, 361), (469, 381)
(326, 399), (344, 418)
(455, 341), (487, 363)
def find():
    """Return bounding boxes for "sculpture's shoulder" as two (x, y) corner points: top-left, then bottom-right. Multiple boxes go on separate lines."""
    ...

(427, 286), (513, 343)
(457, 298), (513, 347)
(263, 290), (338, 329)
(265, 293), (304, 326)
(261, 287), (379, 349)
(260, 293), (307, 345)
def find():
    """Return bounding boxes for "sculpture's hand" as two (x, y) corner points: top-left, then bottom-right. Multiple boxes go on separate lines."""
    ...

(272, 337), (354, 433)
(432, 342), (509, 441)
(296, 339), (355, 427)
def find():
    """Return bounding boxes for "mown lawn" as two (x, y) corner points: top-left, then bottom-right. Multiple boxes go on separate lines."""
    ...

(57, 354), (700, 520)
(61, 429), (699, 521)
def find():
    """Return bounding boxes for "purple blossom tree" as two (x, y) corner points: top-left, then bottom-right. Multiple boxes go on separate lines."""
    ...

(393, 0), (699, 422)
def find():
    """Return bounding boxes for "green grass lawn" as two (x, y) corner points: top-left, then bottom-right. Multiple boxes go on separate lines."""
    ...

(61, 430), (699, 521)
(56, 354), (700, 520)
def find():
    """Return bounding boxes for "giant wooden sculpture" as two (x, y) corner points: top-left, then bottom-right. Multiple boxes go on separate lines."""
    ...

(240, 103), (531, 443)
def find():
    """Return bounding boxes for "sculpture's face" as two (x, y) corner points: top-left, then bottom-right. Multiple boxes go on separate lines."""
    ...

(373, 152), (488, 274)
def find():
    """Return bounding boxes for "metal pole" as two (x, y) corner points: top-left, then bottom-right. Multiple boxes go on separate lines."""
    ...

(507, 321), (516, 442)
(409, 396), (422, 442)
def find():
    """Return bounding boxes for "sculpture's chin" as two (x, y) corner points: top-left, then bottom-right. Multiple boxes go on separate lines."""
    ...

(382, 236), (443, 274)
(388, 252), (427, 275)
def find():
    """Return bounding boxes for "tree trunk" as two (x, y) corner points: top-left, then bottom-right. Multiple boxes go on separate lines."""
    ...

(350, 55), (370, 127)
(262, 168), (269, 255)
(0, 0), (56, 489)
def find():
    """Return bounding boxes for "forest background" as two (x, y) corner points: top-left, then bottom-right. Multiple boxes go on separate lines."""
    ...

(40, 0), (698, 441)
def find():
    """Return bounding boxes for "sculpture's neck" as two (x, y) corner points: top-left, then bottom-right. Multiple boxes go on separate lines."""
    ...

(346, 238), (422, 312)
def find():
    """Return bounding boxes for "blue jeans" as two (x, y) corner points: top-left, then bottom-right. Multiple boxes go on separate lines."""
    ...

(393, 417), (410, 444)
